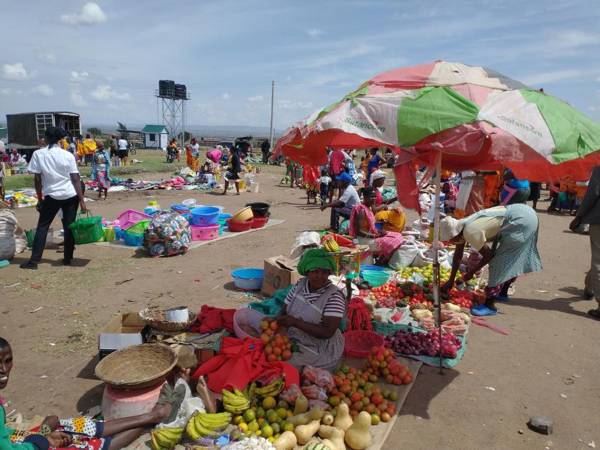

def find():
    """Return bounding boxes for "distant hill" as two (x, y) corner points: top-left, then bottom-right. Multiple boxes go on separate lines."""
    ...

(84, 123), (284, 140)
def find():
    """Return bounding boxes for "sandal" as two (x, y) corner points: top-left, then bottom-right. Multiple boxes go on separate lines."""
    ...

(587, 308), (600, 320)
(157, 383), (187, 424)
(471, 304), (497, 316)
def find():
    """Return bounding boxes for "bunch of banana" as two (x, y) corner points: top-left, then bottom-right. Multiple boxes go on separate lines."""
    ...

(322, 236), (340, 253)
(222, 388), (250, 414)
(254, 378), (284, 398)
(150, 427), (184, 450)
(185, 412), (232, 441)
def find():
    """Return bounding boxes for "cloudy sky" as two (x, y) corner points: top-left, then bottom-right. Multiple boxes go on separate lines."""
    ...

(1, 0), (599, 130)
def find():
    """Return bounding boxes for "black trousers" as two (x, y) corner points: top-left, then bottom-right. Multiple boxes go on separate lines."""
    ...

(31, 195), (79, 263)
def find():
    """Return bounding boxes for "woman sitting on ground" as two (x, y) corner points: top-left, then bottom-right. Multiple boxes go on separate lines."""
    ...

(440, 203), (542, 316)
(277, 249), (346, 371)
(0, 337), (214, 450)
(349, 187), (404, 266)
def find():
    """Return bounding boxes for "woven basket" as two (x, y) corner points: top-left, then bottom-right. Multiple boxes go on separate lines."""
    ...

(95, 344), (177, 389)
(139, 307), (196, 332)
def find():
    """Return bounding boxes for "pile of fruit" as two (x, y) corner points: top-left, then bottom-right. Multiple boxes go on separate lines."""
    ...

(364, 282), (434, 310)
(384, 328), (463, 359)
(443, 289), (481, 309)
(185, 412), (232, 441)
(397, 265), (452, 285)
(259, 319), (293, 362)
(365, 346), (413, 386)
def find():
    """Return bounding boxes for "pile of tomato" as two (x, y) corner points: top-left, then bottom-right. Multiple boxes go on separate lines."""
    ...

(444, 289), (481, 309)
(363, 282), (434, 309)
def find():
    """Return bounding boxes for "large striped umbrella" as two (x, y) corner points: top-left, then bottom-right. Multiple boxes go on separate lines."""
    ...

(276, 60), (600, 180)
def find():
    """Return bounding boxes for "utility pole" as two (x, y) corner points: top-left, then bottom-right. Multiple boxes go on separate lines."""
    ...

(269, 80), (275, 148)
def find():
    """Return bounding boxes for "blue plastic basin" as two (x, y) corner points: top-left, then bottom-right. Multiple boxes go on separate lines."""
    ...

(190, 206), (220, 226)
(231, 268), (264, 290)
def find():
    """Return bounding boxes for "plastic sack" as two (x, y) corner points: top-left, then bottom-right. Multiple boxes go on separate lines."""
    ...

(0, 209), (18, 260)
(302, 366), (334, 391)
(308, 399), (330, 410)
(413, 247), (449, 268)
(290, 231), (321, 259)
(389, 240), (420, 269)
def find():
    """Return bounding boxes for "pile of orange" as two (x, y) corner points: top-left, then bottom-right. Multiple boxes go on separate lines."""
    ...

(260, 319), (293, 362)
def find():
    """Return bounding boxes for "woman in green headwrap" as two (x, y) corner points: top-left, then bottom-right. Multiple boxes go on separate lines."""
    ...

(277, 248), (346, 370)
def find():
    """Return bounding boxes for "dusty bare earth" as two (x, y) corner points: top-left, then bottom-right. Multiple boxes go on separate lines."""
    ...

(2, 167), (599, 450)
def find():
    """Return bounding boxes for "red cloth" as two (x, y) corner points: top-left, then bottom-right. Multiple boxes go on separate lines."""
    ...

(192, 337), (299, 391)
(303, 164), (320, 188)
(330, 150), (346, 176)
(394, 162), (421, 213)
(190, 305), (236, 334)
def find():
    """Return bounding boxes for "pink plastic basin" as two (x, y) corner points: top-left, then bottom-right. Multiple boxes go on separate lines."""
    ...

(101, 381), (164, 420)
(190, 224), (219, 241)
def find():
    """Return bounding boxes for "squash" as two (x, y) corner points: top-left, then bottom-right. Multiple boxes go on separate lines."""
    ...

(344, 411), (372, 450)
(321, 413), (334, 426)
(294, 394), (309, 415)
(289, 407), (325, 426)
(319, 425), (346, 450)
(295, 420), (321, 445)
(320, 439), (339, 450)
(273, 430), (297, 450)
(333, 403), (353, 432)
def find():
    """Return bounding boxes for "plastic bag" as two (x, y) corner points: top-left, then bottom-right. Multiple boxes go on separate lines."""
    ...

(279, 384), (303, 404)
(389, 240), (420, 269)
(302, 366), (334, 390)
(155, 379), (206, 429)
(0, 209), (17, 260)
(301, 385), (328, 401)
(413, 247), (448, 268)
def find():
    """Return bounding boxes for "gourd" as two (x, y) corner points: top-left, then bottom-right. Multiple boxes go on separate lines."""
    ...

(344, 411), (372, 450)
(273, 431), (297, 450)
(319, 425), (346, 450)
(321, 413), (334, 426)
(333, 403), (353, 431)
(295, 420), (321, 445)
(288, 407), (325, 426)
(294, 394), (309, 415)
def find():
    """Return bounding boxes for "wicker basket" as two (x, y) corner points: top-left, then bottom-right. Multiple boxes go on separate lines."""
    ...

(95, 344), (178, 389)
(139, 307), (196, 332)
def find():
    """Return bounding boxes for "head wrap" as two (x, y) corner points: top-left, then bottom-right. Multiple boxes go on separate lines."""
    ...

(297, 248), (336, 276)
(337, 172), (352, 184)
(439, 216), (464, 242)
(370, 170), (385, 186)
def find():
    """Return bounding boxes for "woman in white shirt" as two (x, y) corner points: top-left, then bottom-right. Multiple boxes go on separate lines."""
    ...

(20, 127), (87, 270)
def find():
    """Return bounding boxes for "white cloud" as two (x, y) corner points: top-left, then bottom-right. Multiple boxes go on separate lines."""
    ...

(33, 84), (54, 97)
(37, 52), (56, 64)
(70, 71), (89, 83)
(90, 84), (131, 101)
(306, 28), (324, 38)
(247, 95), (264, 102)
(2, 63), (28, 81)
(278, 99), (313, 110)
(0, 88), (11, 95)
(61, 2), (107, 25)
(222, 92), (230, 100)
(70, 88), (87, 107)
(554, 30), (600, 48)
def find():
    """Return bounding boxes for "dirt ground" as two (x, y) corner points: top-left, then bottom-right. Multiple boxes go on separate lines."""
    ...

(2, 167), (599, 450)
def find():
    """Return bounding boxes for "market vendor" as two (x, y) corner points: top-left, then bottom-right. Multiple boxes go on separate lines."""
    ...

(440, 203), (542, 315)
(320, 172), (360, 232)
(277, 248), (346, 371)
(349, 187), (404, 266)
(369, 170), (397, 211)
(0, 337), (215, 450)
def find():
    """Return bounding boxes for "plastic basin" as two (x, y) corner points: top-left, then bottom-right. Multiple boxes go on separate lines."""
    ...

(117, 210), (151, 230)
(361, 269), (390, 287)
(231, 207), (253, 223)
(190, 206), (220, 226)
(226, 218), (253, 232)
(190, 224), (219, 241)
(251, 217), (269, 228)
(171, 204), (190, 215)
(231, 268), (264, 290)
(233, 308), (265, 339)
(123, 231), (144, 247)
(245, 202), (270, 218)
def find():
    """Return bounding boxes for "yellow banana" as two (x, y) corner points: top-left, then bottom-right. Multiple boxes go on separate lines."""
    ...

(185, 414), (202, 440)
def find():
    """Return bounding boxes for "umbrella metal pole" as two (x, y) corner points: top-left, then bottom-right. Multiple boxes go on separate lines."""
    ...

(432, 153), (444, 375)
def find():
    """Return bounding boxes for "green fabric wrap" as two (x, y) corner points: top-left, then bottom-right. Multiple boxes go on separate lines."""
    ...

(297, 248), (336, 275)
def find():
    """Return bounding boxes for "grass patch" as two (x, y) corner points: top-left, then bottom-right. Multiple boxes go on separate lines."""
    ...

(4, 149), (185, 191)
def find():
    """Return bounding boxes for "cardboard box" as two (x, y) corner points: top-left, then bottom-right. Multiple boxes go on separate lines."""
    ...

(262, 255), (301, 296)
(98, 312), (146, 359)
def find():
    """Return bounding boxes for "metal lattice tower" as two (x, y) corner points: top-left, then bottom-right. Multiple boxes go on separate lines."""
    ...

(155, 83), (189, 147)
